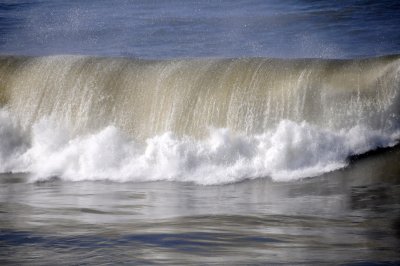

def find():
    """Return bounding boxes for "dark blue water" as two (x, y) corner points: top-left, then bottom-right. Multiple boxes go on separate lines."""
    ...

(0, 0), (399, 59)
(1, 1), (400, 265)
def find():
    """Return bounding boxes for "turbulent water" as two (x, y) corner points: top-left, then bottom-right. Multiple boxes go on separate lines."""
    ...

(0, 55), (399, 184)
(1, 0), (400, 265)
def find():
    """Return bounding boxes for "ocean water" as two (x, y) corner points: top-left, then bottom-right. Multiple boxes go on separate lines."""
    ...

(0, 0), (400, 264)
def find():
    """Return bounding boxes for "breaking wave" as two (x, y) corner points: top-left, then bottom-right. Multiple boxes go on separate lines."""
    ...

(0, 55), (399, 184)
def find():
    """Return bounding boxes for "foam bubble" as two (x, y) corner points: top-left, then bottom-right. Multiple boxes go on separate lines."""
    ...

(0, 110), (398, 185)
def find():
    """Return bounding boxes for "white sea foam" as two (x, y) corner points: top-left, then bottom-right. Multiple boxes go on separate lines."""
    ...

(0, 110), (398, 185)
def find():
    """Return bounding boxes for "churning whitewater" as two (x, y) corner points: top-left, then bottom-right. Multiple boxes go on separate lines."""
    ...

(0, 55), (399, 184)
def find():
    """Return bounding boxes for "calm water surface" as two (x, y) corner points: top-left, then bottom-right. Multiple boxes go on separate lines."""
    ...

(1, 147), (400, 264)
(0, 0), (399, 58)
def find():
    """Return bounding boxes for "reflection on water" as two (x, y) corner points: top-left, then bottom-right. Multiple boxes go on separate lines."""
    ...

(1, 147), (400, 264)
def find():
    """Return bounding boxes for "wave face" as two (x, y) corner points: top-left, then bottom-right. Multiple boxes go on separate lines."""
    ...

(0, 55), (399, 184)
